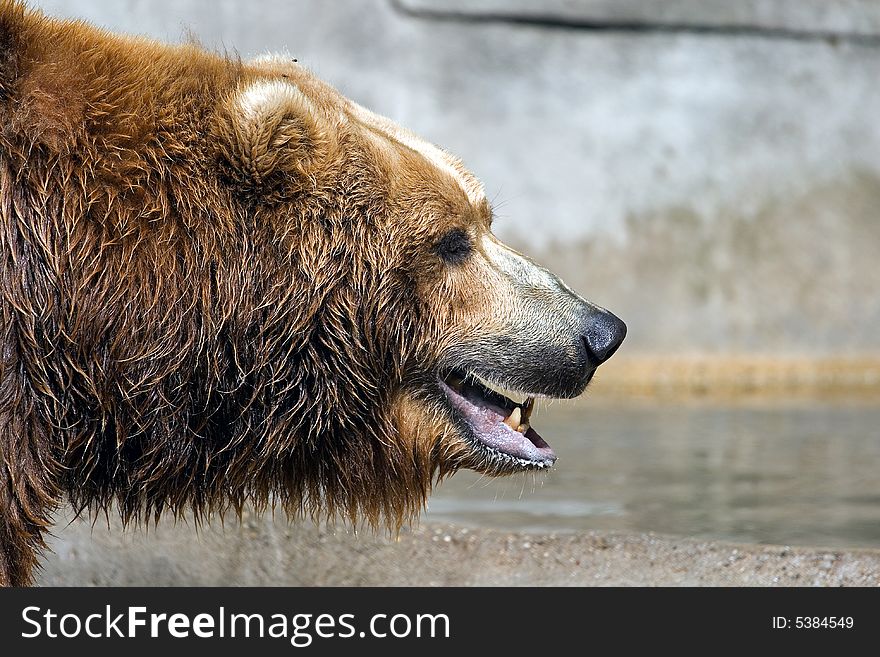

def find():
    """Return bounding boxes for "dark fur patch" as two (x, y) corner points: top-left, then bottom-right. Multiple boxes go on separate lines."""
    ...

(0, 0), (22, 100)
(435, 228), (472, 265)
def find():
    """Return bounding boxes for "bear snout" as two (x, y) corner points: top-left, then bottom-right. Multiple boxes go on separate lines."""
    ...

(536, 305), (627, 399)
(580, 308), (627, 367)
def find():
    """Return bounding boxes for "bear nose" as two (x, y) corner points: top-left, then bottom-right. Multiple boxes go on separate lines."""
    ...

(581, 309), (627, 366)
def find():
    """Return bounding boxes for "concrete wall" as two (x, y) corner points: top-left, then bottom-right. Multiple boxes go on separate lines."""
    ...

(27, 0), (880, 356)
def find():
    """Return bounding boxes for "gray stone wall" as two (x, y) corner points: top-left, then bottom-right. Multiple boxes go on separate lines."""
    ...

(28, 0), (880, 355)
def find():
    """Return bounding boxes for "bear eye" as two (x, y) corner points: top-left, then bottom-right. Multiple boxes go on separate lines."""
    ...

(435, 229), (472, 265)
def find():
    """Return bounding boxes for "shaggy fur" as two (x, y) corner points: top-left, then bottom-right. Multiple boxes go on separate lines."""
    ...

(0, 2), (626, 586)
(0, 1), (455, 585)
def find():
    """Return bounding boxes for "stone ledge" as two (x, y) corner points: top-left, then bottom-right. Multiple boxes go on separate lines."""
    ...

(596, 355), (880, 396)
(397, 0), (880, 38)
(39, 513), (880, 586)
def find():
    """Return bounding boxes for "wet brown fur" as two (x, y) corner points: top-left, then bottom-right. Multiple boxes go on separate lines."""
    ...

(0, 2), (510, 585)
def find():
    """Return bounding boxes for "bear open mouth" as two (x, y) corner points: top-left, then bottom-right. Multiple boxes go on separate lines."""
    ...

(439, 369), (556, 469)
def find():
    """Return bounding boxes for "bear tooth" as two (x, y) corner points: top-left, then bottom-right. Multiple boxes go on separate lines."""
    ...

(522, 397), (535, 422)
(517, 422), (530, 434)
(503, 406), (521, 430)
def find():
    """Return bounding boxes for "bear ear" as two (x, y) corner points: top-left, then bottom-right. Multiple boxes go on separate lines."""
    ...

(215, 79), (333, 197)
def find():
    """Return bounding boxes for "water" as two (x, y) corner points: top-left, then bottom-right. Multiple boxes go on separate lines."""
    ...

(425, 397), (880, 549)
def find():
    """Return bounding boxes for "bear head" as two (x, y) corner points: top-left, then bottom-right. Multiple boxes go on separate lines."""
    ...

(210, 57), (626, 524)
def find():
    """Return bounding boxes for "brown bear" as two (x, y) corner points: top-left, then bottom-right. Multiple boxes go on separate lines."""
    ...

(0, 0), (625, 586)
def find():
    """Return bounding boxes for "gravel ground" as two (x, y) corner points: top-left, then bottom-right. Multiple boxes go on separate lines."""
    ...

(36, 509), (880, 586)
